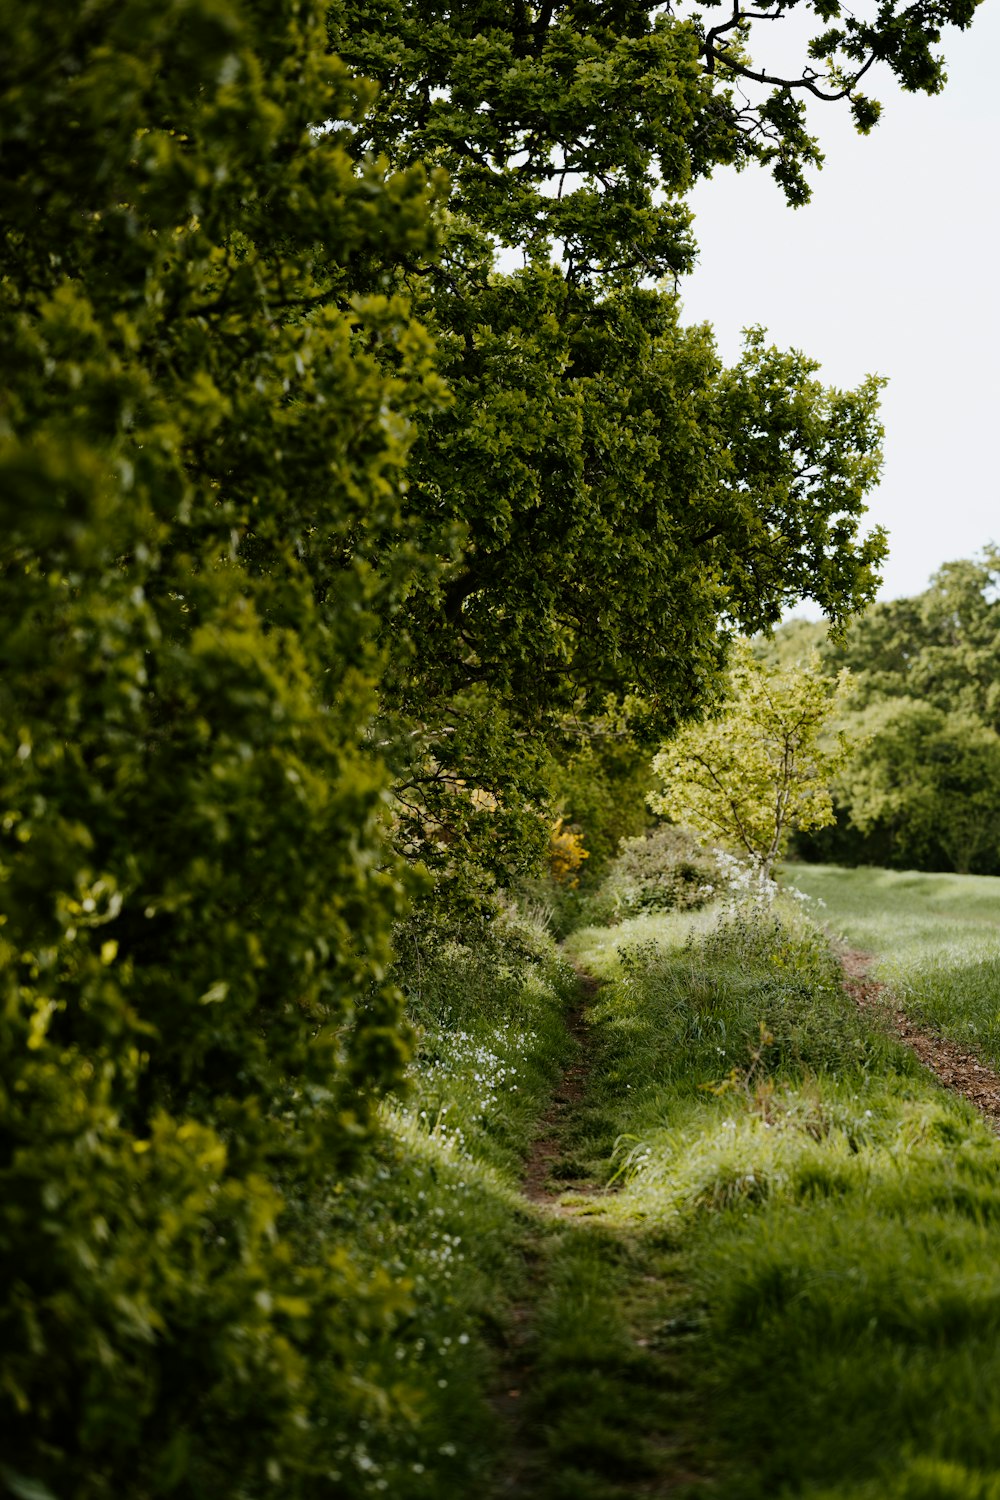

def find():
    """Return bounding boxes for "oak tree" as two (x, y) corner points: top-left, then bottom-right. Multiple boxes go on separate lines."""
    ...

(325, 0), (983, 879)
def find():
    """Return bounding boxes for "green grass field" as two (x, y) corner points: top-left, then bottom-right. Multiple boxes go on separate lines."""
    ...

(787, 863), (1000, 1067)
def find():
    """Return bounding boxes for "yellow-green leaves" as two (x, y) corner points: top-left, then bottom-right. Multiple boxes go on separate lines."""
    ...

(649, 643), (858, 875)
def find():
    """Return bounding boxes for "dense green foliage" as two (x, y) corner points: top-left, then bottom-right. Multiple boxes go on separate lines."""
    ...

(330, 0), (961, 888)
(592, 824), (724, 921)
(334, 0), (979, 257)
(833, 699), (1000, 873)
(650, 644), (855, 875)
(0, 0), (988, 1491)
(399, 297), (887, 722)
(544, 734), (655, 878)
(0, 1), (445, 1492)
(380, 281), (890, 905)
(778, 550), (1000, 872)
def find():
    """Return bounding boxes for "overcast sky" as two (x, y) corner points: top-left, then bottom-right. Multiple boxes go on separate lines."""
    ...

(678, 1), (1000, 615)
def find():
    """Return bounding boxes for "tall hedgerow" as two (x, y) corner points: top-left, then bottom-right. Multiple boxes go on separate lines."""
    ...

(0, 1), (443, 1492)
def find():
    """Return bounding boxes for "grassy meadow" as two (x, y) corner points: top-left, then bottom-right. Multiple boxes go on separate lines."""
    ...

(788, 863), (1000, 1069)
(5, 861), (972, 1496)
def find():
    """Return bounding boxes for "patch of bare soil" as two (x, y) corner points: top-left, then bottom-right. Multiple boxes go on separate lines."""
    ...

(841, 948), (1000, 1129)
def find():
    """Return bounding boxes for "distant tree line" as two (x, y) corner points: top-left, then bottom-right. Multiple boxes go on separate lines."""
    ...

(779, 550), (1000, 875)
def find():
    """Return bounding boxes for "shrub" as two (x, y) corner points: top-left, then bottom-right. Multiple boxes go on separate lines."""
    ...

(548, 818), (590, 886)
(543, 738), (655, 878)
(603, 825), (723, 918)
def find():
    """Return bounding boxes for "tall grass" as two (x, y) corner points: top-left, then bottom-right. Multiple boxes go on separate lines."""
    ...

(290, 868), (1000, 1496)
(565, 894), (1000, 1498)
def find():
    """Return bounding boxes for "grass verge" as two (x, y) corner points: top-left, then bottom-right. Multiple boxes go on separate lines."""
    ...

(307, 873), (1000, 1498)
(283, 913), (578, 1499)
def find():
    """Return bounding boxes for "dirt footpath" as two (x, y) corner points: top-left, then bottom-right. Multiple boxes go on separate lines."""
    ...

(841, 948), (1000, 1129)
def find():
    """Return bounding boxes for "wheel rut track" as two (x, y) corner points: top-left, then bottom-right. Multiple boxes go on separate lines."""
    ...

(521, 967), (606, 1211)
(841, 947), (1000, 1131)
(492, 969), (606, 1498)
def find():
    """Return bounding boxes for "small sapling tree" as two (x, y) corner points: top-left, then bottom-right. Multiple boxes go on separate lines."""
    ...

(649, 645), (856, 878)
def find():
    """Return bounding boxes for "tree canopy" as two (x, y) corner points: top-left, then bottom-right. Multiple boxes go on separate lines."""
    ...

(834, 698), (1000, 874)
(343, 0), (945, 895)
(325, 0), (983, 866)
(333, 0), (979, 269)
(0, 0), (987, 1490)
(774, 549), (1000, 874)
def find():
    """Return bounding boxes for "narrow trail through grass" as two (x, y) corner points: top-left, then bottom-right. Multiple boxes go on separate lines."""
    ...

(500, 893), (1000, 1500)
(492, 966), (707, 1500)
(495, 915), (1000, 1499)
(380, 881), (1000, 1497)
(791, 863), (1000, 1075)
(520, 972), (604, 1209)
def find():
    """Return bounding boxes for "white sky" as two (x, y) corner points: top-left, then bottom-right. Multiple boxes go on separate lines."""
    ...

(678, 0), (1000, 615)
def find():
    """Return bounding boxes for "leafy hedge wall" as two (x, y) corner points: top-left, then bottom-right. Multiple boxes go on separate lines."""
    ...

(0, 1), (440, 1492)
